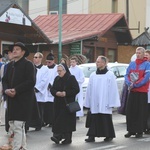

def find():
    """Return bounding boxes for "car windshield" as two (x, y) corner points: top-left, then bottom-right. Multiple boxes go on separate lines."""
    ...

(80, 66), (96, 78)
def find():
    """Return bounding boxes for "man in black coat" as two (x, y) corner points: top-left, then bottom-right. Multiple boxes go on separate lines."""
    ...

(2, 42), (37, 150)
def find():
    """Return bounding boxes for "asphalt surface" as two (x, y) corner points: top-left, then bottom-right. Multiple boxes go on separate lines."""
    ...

(1, 108), (150, 150)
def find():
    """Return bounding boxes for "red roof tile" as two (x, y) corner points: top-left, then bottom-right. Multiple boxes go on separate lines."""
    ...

(34, 13), (129, 44)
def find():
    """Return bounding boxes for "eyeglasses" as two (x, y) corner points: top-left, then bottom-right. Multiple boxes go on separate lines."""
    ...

(57, 70), (64, 72)
(34, 56), (40, 59)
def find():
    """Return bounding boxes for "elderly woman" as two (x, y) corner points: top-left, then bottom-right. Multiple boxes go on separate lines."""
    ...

(50, 63), (79, 144)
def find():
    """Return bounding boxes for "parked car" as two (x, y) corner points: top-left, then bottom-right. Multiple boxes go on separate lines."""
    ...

(79, 62), (129, 101)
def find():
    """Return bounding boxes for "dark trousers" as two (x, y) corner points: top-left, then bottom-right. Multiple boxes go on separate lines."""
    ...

(126, 92), (148, 133)
(44, 102), (53, 125)
(37, 102), (45, 128)
(5, 108), (9, 132)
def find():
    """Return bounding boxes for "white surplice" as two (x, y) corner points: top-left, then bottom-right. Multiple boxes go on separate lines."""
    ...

(45, 65), (58, 102)
(35, 65), (50, 102)
(84, 71), (120, 114)
(69, 65), (85, 116)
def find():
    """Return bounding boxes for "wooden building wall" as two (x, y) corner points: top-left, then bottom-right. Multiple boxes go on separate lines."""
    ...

(118, 45), (137, 63)
(27, 44), (70, 64)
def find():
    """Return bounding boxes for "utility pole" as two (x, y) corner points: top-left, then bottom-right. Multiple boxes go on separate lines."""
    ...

(58, 0), (62, 63)
(126, 0), (129, 24)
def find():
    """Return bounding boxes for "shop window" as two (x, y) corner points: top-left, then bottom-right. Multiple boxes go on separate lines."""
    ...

(108, 49), (116, 62)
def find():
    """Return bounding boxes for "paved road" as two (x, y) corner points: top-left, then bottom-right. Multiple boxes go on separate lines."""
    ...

(1, 108), (150, 150)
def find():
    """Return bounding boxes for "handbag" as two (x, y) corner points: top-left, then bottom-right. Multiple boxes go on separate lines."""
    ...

(65, 98), (81, 113)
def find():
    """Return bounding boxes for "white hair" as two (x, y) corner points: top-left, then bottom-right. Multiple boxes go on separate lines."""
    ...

(136, 47), (145, 53)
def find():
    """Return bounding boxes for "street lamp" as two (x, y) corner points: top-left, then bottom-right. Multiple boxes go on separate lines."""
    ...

(58, 0), (62, 63)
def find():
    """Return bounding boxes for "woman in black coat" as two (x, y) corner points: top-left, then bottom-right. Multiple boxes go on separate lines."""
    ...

(50, 63), (79, 144)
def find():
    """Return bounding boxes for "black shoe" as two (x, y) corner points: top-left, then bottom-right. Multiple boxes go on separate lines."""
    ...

(144, 129), (150, 134)
(49, 124), (52, 127)
(104, 137), (113, 142)
(51, 136), (59, 144)
(61, 139), (72, 144)
(35, 127), (41, 131)
(85, 136), (95, 142)
(76, 117), (80, 120)
(136, 133), (143, 138)
(124, 132), (136, 138)
(43, 123), (48, 127)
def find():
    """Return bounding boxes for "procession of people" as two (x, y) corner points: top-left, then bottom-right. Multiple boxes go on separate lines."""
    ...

(0, 43), (150, 150)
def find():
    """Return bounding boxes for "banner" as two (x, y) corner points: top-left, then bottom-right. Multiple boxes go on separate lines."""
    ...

(0, 8), (31, 26)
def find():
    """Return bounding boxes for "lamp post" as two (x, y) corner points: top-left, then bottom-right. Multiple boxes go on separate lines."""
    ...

(58, 0), (62, 63)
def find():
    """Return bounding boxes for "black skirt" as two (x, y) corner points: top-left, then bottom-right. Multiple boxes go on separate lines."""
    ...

(86, 113), (115, 138)
(126, 91), (148, 133)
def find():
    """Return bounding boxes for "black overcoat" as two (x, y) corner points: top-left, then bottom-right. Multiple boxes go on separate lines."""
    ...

(50, 73), (79, 133)
(2, 57), (38, 122)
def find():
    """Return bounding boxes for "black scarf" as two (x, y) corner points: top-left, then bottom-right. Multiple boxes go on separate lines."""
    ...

(47, 64), (55, 69)
(96, 67), (108, 74)
(35, 64), (43, 69)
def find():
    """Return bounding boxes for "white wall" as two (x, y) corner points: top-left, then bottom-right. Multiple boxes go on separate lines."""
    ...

(29, 0), (48, 19)
(146, 0), (150, 31)
(67, 0), (88, 14)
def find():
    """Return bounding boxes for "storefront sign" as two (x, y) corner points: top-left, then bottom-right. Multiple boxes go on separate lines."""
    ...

(70, 42), (81, 55)
(99, 37), (108, 42)
(0, 8), (31, 26)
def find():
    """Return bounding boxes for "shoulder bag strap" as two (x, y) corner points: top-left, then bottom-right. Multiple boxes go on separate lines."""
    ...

(63, 75), (71, 104)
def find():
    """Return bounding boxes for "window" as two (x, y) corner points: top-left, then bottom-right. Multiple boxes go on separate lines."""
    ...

(49, 0), (67, 14)
(110, 66), (128, 78)
(109, 67), (119, 77)
(49, 11), (58, 15)
(80, 66), (96, 78)
(112, 0), (118, 13)
(117, 66), (127, 77)
(108, 49), (116, 62)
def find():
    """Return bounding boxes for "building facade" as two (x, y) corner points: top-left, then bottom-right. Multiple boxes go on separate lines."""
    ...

(88, 0), (150, 39)
(10, 0), (150, 39)
(67, 0), (88, 14)
(66, 0), (150, 39)
(13, 0), (67, 19)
